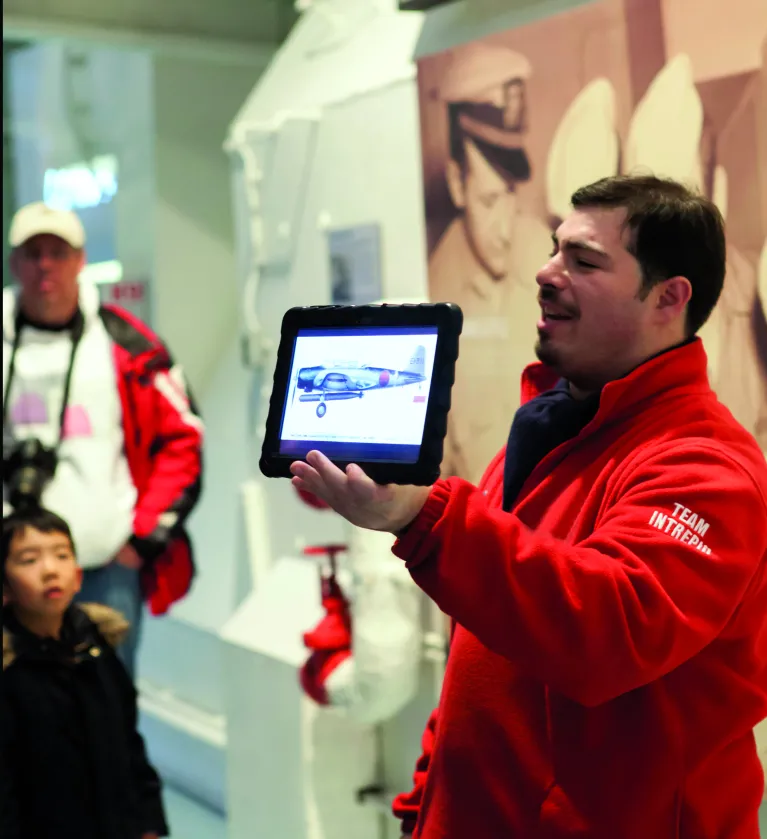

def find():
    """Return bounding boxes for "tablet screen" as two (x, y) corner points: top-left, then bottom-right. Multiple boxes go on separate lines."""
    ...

(278, 326), (439, 463)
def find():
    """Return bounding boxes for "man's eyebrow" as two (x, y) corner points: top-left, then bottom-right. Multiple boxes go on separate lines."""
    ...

(551, 234), (611, 261)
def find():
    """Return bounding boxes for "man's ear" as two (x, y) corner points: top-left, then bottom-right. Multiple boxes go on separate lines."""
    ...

(3, 583), (13, 607)
(446, 159), (467, 211)
(655, 276), (692, 325)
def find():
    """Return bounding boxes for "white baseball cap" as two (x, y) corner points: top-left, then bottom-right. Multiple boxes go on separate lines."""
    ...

(9, 202), (86, 249)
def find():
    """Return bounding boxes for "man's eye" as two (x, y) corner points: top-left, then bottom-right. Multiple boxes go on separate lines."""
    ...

(575, 259), (597, 269)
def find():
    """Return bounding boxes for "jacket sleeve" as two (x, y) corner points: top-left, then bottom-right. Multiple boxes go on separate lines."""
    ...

(116, 661), (170, 836)
(392, 708), (439, 836)
(394, 442), (767, 707)
(0, 693), (21, 839)
(131, 353), (204, 559)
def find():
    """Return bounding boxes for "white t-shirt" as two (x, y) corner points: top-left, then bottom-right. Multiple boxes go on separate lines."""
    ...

(2, 283), (137, 569)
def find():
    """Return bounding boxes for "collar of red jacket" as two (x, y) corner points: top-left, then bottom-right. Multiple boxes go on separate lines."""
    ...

(520, 337), (711, 426)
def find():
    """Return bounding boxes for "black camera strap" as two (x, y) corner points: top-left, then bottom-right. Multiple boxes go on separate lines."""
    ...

(2, 309), (86, 456)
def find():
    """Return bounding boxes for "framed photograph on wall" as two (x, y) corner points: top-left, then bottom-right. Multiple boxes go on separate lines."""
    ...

(327, 224), (383, 305)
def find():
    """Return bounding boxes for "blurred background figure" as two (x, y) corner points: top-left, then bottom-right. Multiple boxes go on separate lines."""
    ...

(2, 506), (169, 839)
(428, 43), (549, 483)
(430, 43), (532, 317)
(3, 202), (204, 678)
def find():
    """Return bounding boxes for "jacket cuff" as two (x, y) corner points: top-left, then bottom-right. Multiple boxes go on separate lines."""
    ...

(129, 533), (166, 565)
(392, 480), (451, 568)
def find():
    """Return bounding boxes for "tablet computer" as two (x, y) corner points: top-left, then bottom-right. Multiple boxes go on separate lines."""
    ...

(259, 303), (462, 485)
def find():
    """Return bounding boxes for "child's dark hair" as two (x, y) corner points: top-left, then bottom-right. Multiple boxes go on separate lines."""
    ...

(2, 508), (75, 578)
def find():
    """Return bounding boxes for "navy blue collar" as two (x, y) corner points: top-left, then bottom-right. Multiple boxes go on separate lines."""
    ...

(502, 379), (599, 511)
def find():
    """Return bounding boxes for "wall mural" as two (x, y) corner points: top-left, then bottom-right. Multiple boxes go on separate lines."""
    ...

(416, 0), (767, 484)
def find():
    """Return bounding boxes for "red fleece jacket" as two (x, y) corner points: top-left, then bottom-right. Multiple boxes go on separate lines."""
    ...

(393, 339), (767, 839)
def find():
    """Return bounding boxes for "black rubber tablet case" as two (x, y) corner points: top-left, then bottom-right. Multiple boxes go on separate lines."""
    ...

(259, 303), (463, 486)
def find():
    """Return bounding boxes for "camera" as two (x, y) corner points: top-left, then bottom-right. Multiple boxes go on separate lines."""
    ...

(3, 438), (58, 510)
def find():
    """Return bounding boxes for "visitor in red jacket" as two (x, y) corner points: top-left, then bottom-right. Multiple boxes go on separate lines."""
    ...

(290, 175), (767, 839)
(3, 203), (204, 678)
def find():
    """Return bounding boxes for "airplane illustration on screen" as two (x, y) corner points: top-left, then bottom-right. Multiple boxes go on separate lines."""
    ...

(292, 345), (428, 417)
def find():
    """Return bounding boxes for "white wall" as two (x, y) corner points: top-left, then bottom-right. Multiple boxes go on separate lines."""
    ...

(146, 55), (259, 638)
(139, 56), (263, 689)
(151, 56), (258, 396)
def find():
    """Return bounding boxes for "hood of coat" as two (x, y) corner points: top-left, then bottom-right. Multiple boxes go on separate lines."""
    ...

(3, 602), (129, 670)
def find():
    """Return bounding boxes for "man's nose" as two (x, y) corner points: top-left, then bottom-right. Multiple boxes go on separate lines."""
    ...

(535, 255), (567, 289)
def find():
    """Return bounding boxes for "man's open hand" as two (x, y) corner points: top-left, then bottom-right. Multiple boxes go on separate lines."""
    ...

(290, 450), (431, 534)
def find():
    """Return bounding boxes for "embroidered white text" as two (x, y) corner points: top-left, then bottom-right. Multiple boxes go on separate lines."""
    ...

(647, 503), (712, 555)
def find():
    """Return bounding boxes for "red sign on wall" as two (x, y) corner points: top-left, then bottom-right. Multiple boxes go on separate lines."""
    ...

(109, 282), (145, 303)
(100, 280), (151, 325)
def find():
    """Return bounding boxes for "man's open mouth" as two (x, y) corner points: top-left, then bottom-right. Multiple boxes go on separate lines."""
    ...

(541, 308), (575, 321)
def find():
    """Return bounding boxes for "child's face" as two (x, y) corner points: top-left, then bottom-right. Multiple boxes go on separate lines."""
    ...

(3, 526), (82, 615)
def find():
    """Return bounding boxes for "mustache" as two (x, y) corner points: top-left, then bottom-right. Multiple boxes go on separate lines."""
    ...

(538, 286), (579, 316)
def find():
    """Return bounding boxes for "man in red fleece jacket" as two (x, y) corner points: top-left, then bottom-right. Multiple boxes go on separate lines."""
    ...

(290, 175), (767, 839)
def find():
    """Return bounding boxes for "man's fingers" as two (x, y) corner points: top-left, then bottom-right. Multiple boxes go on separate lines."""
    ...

(290, 460), (321, 481)
(306, 450), (351, 495)
(345, 463), (379, 500)
(289, 460), (329, 500)
(294, 453), (384, 516)
(345, 462), (369, 482)
(292, 453), (349, 502)
(306, 449), (343, 477)
(291, 475), (328, 502)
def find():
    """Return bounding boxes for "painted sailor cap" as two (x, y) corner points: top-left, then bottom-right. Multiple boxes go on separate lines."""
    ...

(9, 202), (86, 249)
(441, 43), (531, 105)
(441, 43), (531, 179)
